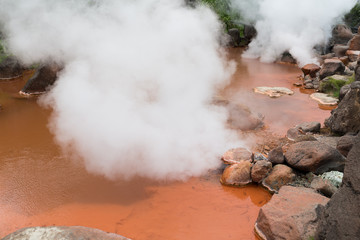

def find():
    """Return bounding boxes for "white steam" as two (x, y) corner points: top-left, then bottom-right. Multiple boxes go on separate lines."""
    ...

(231, 0), (357, 66)
(0, 0), (241, 180)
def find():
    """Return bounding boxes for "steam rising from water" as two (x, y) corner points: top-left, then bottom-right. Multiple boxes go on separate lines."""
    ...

(0, 0), (241, 180)
(231, 0), (357, 66)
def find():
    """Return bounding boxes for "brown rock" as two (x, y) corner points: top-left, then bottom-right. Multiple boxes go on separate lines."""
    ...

(296, 122), (321, 133)
(255, 186), (329, 240)
(1, 226), (130, 240)
(262, 164), (295, 192)
(336, 134), (356, 157)
(251, 160), (272, 183)
(222, 147), (253, 165)
(348, 34), (360, 50)
(339, 56), (349, 66)
(310, 176), (337, 197)
(285, 141), (345, 174)
(220, 161), (252, 186)
(333, 45), (349, 57)
(268, 147), (285, 164)
(319, 59), (345, 79)
(331, 24), (354, 45)
(346, 50), (360, 62)
(301, 63), (321, 77)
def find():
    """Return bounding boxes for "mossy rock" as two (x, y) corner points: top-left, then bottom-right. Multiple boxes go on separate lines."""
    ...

(319, 74), (355, 98)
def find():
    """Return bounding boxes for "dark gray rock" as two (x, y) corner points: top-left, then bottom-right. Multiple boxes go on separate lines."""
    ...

(297, 122), (321, 133)
(339, 84), (351, 101)
(325, 82), (360, 134)
(0, 57), (24, 79)
(1, 226), (130, 240)
(316, 134), (360, 240)
(319, 59), (345, 79)
(333, 45), (349, 57)
(285, 141), (345, 174)
(268, 147), (285, 164)
(228, 28), (240, 47)
(243, 25), (257, 43)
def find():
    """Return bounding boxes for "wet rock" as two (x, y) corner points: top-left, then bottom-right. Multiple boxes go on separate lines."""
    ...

(336, 134), (356, 157)
(331, 24), (354, 45)
(319, 59), (345, 79)
(222, 147), (253, 165)
(310, 93), (338, 106)
(339, 84), (351, 101)
(301, 63), (321, 77)
(220, 161), (252, 186)
(285, 141), (345, 174)
(348, 34), (360, 50)
(1, 226), (130, 240)
(228, 28), (240, 47)
(333, 45), (349, 57)
(280, 52), (296, 64)
(297, 122), (321, 133)
(346, 50), (360, 62)
(243, 25), (257, 43)
(262, 164), (295, 192)
(324, 82), (360, 134)
(226, 103), (264, 131)
(0, 57), (23, 79)
(251, 160), (272, 183)
(321, 171), (343, 188)
(310, 176), (337, 197)
(255, 186), (329, 240)
(268, 147), (285, 164)
(253, 87), (294, 98)
(316, 134), (360, 240)
(20, 63), (62, 95)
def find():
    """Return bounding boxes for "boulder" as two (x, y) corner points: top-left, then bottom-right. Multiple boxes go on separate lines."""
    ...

(262, 164), (295, 192)
(220, 161), (252, 186)
(255, 186), (329, 240)
(0, 57), (23, 79)
(253, 87), (294, 98)
(348, 34), (360, 50)
(333, 45), (349, 57)
(228, 28), (240, 47)
(285, 141), (345, 174)
(20, 63), (62, 95)
(339, 84), (351, 101)
(251, 160), (272, 183)
(268, 147), (285, 164)
(346, 50), (360, 62)
(301, 63), (321, 77)
(222, 147), (253, 165)
(316, 134), (360, 240)
(1, 226), (130, 240)
(319, 59), (345, 79)
(336, 134), (356, 157)
(280, 52), (297, 64)
(310, 93), (338, 106)
(310, 176), (337, 197)
(243, 25), (257, 43)
(324, 82), (360, 134)
(331, 24), (354, 45)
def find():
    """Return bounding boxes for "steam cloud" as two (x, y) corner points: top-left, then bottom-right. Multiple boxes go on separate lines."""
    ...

(231, 0), (357, 66)
(0, 0), (242, 180)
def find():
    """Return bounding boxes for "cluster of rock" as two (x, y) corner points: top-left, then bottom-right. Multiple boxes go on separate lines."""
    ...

(227, 25), (257, 47)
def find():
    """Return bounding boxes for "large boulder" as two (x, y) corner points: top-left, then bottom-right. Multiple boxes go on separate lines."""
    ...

(325, 82), (360, 134)
(255, 186), (329, 240)
(1, 226), (130, 240)
(331, 24), (354, 45)
(0, 57), (23, 79)
(220, 161), (252, 186)
(319, 59), (345, 79)
(20, 63), (62, 95)
(316, 134), (360, 240)
(262, 164), (295, 192)
(285, 141), (345, 174)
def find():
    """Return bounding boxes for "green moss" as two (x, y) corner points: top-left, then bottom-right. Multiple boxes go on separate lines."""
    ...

(319, 75), (355, 98)
(344, 3), (360, 31)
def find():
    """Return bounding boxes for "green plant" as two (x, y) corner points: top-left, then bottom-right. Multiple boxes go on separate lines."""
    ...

(319, 75), (355, 98)
(344, 2), (360, 31)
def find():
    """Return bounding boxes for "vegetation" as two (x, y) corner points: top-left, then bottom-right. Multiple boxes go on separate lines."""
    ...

(344, 2), (360, 31)
(319, 74), (355, 98)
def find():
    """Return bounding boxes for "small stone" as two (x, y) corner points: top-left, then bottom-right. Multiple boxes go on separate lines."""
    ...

(220, 161), (252, 186)
(301, 63), (321, 77)
(286, 127), (304, 141)
(310, 176), (337, 197)
(268, 147), (285, 164)
(251, 160), (272, 183)
(262, 164), (295, 192)
(293, 82), (302, 87)
(296, 122), (321, 133)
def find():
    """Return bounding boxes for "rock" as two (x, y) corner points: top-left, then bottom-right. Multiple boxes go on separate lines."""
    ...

(310, 176), (337, 197)
(286, 127), (304, 141)
(321, 171), (343, 188)
(301, 63), (321, 77)
(319, 59), (345, 79)
(262, 164), (295, 192)
(222, 147), (253, 165)
(220, 161), (252, 186)
(333, 45), (349, 57)
(355, 61), (360, 81)
(315, 136), (340, 149)
(339, 56), (349, 66)
(339, 84), (351, 101)
(268, 147), (285, 164)
(1, 226), (130, 240)
(226, 103), (264, 131)
(316, 134), (360, 240)
(255, 186), (329, 240)
(324, 82), (360, 134)
(310, 93), (338, 106)
(251, 160), (272, 183)
(243, 25), (257, 43)
(20, 64), (62, 95)
(331, 24), (354, 45)
(348, 34), (360, 50)
(348, 61), (357, 70)
(280, 52), (297, 64)
(254, 87), (294, 98)
(336, 134), (356, 157)
(228, 28), (240, 47)
(297, 122), (321, 133)
(344, 66), (354, 76)
(346, 50), (360, 62)
(0, 57), (23, 79)
(285, 141), (345, 174)
(305, 83), (314, 89)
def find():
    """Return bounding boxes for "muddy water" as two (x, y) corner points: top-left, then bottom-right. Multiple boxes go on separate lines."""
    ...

(0, 50), (331, 240)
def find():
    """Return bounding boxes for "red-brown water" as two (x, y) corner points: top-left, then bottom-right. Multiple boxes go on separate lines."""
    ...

(0, 50), (331, 240)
